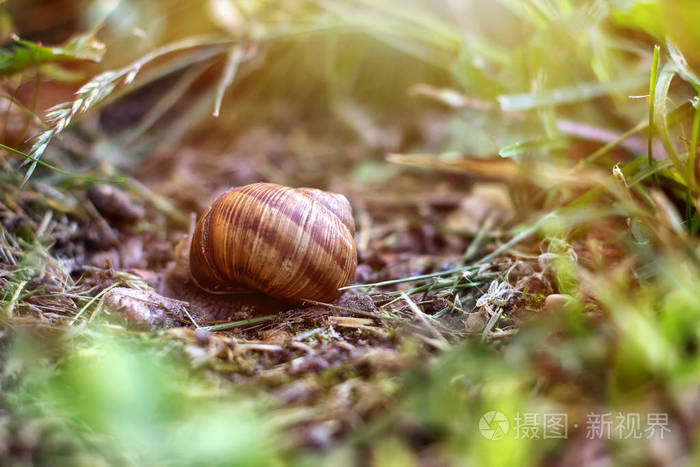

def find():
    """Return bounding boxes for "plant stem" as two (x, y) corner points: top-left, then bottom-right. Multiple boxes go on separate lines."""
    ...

(648, 44), (660, 186)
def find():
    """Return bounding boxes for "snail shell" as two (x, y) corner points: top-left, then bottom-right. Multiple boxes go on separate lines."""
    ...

(189, 183), (357, 304)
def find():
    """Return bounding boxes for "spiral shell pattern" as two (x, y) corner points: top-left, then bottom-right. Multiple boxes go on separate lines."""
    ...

(189, 183), (357, 304)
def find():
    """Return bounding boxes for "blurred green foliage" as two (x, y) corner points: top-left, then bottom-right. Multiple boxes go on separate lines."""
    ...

(2, 331), (280, 466)
(0, 36), (104, 76)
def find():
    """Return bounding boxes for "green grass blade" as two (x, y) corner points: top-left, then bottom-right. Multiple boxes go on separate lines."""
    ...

(1, 143), (124, 183)
(498, 75), (647, 111)
(653, 62), (685, 180)
(648, 45), (660, 185)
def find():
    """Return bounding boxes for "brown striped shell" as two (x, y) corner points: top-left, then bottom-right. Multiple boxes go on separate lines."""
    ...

(189, 183), (357, 304)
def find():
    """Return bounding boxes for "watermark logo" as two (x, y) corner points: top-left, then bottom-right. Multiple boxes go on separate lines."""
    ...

(477, 411), (670, 440)
(479, 410), (510, 440)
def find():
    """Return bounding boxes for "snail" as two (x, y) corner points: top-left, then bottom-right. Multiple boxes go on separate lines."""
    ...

(181, 182), (357, 305)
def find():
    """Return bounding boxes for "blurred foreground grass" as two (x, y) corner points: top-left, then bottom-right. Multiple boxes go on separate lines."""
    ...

(3, 0), (700, 465)
(2, 330), (281, 466)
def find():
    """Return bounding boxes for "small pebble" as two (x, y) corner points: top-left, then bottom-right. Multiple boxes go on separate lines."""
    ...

(464, 309), (489, 332)
(260, 328), (291, 343)
(194, 327), (212, 344)
(543, 294), (573, 313)
(87, 184), (145, 223)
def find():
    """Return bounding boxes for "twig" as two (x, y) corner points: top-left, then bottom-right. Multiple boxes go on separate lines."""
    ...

(202, 314), (277, 332)
(301, 298), (400, 322)
(290, 341), (315, 354)
(400, 293), (449, 349)
(490, 329), (519, 340)
(235, 343), (284, 353)
(182, 306), (200, 328)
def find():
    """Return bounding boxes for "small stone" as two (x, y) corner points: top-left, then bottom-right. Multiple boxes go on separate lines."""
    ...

(87, 184), (145, 223)
(273, 380), (320, 404)
(288, 355), (329, 375)
(445, 183), (514, 235)
(543, 294), (573, 313)
(89, 250), (119, 269)
(194, 327), (212, 344)
(464, 309), (489, 333)
(356, 347), (409, 372)
(299, 422), (336, 450)
(260, 328), (291, 343)
(102, 287), (183, 329)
